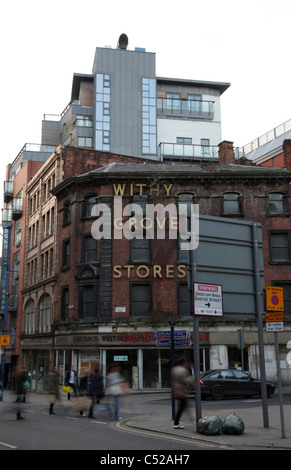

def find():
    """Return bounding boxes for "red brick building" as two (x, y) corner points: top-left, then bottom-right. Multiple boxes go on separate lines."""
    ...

(19, 141), (291, 391)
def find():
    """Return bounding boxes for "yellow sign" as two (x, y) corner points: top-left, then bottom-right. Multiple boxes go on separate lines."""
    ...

(0, 335), (10, 347)
(266, 286), (284, 312)
(265, 312), (283, 323)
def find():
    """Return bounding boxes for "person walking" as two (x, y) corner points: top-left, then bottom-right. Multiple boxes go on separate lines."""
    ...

(88, 367), (104, 419)
(106, 363), (125, 421)
(171, 357), (192, 429)
(48, 367), (61, 415)
(77, 369), (91, 417)
(65, 365), (77, 400)
(14, 366), (28, 420)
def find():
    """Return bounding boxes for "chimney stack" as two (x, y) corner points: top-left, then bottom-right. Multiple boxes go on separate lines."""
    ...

(218, 141), (235, 165)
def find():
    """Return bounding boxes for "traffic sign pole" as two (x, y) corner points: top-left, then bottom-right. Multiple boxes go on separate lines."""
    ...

(275, 332), (286, 439)
(253, 223), (269, 428)
(265, 285), (286, 438)
(188, 240), (202, 427)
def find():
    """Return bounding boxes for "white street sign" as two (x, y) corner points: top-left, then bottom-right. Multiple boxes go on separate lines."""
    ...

(266, 322), (284, 332)
(194, 283), (223, 316)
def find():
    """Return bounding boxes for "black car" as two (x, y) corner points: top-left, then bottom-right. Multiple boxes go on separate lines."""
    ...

(199, 369), (275, 400)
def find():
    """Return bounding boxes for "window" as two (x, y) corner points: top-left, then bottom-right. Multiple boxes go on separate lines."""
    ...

(62, 239), (70, 269)
(95, 73), (111, 151)
(188, 94), (202, 112)
(61, 287), (69, 322)
(177, 137), (192, 145)
(75, 115), (93, 127)
(63, 201), (71, 225)
(131, 238), (151, 262)
(25, 300), (35, 334)
(82, 235), (97, 263)
(201, 138), (210, 156)
(79, 285), (97, 320)
(177, 193), (195, 262)
(77, 137), (93, 148)
(267, 192), (288, 215)
(142, 78), (157, 155)
(130, 195), (151, 262)
(178, 283), (190, 317)
(131, 283), (152, 318)
(273, 283), (291, 317)
(39, 295), (52, 333)
(83, 195), (98, 218)
(269, 231), (291, 262)
(222, 192), (242, 216)
(166, 93), (180, 111)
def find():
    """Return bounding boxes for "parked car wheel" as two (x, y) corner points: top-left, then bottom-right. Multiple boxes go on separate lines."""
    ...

(211, 386), (224, 400)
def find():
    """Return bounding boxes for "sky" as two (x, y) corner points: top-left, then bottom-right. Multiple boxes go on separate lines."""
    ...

(1, 0), (291, 185)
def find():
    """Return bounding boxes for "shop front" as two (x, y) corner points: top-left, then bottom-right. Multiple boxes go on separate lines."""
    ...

(53, 330), (210, 390)
(21, 336), (53, 392)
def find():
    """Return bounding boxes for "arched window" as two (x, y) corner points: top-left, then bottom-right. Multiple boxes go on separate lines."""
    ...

(25, 300), (35, 334)
(39, 294), (52, 333)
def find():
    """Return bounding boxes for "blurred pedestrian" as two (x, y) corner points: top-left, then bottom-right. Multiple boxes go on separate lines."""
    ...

(171, 357), (192, 429)
(48, 367), (61, 415)
(77, 369), (91, 417)
(15, 366), (28, 420)
(106, 363), (125, 421)
(88, 367), (104, 419)
(65, 365), (77, 400)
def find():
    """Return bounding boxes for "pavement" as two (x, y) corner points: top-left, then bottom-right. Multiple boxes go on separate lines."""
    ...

(1, 387), (291, 450)
(125, 393), (291, 450)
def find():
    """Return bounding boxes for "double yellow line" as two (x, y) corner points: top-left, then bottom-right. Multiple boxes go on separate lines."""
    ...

(115, 417), (217, 449)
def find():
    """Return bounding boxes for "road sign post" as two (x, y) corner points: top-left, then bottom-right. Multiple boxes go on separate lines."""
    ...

(265, 285), (285, 438)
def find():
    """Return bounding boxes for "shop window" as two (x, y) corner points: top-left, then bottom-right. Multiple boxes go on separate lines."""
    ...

(39, 294), (52, 333)
(25, 299), (35, 334)
(131, 283), (152, 318)
(228, 347), (249, 371)
(267, 192), (288, 215)
(269, 231), (291, 262)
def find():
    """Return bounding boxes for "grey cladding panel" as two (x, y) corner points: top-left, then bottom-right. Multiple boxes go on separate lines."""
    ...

(195, 216), (264, 317)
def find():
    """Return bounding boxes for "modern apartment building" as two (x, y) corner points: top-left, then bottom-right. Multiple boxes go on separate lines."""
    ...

(42, 34), (229, 162)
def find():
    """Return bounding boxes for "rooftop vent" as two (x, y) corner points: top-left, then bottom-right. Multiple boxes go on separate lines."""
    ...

(118, 33), (128, 50)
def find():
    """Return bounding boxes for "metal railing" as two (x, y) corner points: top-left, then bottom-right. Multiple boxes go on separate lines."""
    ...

(239, 118), (291, 158)
(157, 98), (214, 119)
(159, 142), (219, 160)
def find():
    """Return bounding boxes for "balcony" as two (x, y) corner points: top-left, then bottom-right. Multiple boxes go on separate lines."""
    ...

(3, 181), (13, 203)
(159, 142), (219, 161)
(12, 198), (23, 220)
(157, 98), (214, 120)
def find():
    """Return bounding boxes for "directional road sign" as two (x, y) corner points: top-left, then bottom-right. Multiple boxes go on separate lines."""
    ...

(194, 283), (223, 316)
